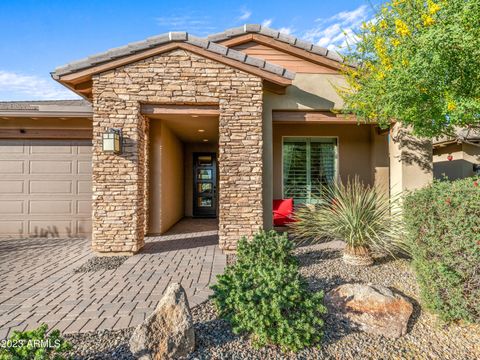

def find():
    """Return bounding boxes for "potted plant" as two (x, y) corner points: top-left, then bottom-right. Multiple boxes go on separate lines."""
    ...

(290, 177), (405, 266)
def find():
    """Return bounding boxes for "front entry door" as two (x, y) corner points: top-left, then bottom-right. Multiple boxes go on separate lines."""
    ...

(193, 152), (217, 218)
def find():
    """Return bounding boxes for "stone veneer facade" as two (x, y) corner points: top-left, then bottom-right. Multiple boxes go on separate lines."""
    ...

(92, 49), (264, 254)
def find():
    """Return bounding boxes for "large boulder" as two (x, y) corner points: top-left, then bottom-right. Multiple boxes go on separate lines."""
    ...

(325, 283), (413, 338)
(129, 283), (195, 360)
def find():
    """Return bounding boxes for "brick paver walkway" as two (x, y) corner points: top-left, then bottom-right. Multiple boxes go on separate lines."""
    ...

(0, 219), (225, 339)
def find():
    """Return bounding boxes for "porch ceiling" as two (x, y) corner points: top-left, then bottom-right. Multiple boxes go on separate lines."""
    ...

(148, 114), (219, 143)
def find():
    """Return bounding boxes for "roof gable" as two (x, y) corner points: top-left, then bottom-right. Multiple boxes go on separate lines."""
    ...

(211, 25), (345, 71)
(52, 32), (295, 99)
(230, 41), (338, 74)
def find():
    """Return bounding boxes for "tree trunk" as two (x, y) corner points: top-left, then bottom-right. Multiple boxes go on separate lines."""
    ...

(343, 245), (374, 266)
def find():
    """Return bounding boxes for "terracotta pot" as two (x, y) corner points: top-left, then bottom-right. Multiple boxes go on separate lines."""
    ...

(343, 245), (374, 266)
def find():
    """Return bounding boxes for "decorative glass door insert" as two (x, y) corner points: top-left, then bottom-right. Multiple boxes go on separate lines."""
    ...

(193, 152), (217, 217)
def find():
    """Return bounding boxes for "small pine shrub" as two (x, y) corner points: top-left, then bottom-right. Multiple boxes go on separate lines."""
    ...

(211, 231), (326, 352)
(0, 324), (72, 360)
(404, 177), (480, 322)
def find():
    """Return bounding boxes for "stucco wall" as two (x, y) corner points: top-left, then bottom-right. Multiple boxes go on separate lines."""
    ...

(389, 123), (433, 195)
(272, 123), (375, 199)
(433, 143), (480, 180)
(370, 127), (390, 194)
(148, 120), (184, 234)
(262, 73), (348, 227)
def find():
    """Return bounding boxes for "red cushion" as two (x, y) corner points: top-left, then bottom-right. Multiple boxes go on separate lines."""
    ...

(273, 198), (295, 226)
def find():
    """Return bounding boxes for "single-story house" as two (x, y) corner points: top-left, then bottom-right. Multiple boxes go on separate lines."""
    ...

(433, 130), (480, 180)
(0, 25), (433, 254)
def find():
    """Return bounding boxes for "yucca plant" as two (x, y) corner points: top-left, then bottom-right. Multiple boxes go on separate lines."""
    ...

(290, 177), (406, 266)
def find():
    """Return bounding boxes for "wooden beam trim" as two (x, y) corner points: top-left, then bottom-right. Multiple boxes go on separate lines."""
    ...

(218, 34), (344, 71)
(218, 34), (254, 47)
(58, 42), (292, 86)
(263, 80), (286, 95)
(74, 80), (93, 91)
(272, 111), (359, 123)
(252, 35), (343, 71)
(0, 128), (93, 139)
(141, 104), (220, 116)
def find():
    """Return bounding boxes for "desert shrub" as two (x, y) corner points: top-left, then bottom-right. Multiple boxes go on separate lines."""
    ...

(290, 177), (406, 256)
(211, 231), (326, 352)
(0, 324), (72, 360)
(404, 177), (480, 322)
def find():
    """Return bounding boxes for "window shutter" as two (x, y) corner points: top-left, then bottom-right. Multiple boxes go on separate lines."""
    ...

(283, 137), (337, 204)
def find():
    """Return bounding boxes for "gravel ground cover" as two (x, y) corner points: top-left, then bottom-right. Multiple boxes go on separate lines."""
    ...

(66, 244), (480, 359)
(73, 256), (129, 273)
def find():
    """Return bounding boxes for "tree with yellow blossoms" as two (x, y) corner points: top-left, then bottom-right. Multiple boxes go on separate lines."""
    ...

(340, 0), (480, 142)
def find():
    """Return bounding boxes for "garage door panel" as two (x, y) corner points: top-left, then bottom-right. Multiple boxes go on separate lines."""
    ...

(30, 160), (73, 174)
(30, 180), (72, 194)
(78, 146), (92, 155)
(78, 161), (92, 175)
(0, 160), (24, 173)
(77, 180), (92, 194)
(77, 200), (91, 215)
(30, 144), (73, 154)
(77, 219), (91, 234)
(28, 220), (73, 237)
(29, 200), (72, 214)
(0, 143), (24, 153)
(0, 180), (24, 193)
(0, 139), (92, 238)
(0, 221), (23, 236)
(0, 200), (23, 214)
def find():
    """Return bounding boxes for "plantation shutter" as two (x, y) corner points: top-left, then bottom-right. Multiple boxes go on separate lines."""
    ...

(283, 137), (337, 204)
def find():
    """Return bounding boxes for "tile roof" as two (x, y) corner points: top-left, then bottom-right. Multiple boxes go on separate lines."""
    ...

(0, 100), (91, 111)
(207, 24), (344, 63)
(51, 32), (295, 80)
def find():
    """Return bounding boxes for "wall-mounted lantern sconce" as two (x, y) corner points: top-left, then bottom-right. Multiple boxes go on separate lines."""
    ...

(102, 128), (122, 154)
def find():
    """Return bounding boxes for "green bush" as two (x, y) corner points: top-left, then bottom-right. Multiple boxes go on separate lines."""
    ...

(0, 324), (72, 360)
(404, 177), (480, 322)
(211, 231), (326, 352)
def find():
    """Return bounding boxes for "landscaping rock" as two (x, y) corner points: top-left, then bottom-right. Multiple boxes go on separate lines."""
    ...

(325, 283), (413, 338)
(129, 283), (195, 360)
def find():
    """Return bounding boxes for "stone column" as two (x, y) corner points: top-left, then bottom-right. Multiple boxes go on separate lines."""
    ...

(218, 82), (264, 251)
(389, 123), (433, 196)
(91, 97), (147, 255)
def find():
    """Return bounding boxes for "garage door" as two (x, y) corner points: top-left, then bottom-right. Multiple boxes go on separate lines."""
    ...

(0, 139), (92, 238)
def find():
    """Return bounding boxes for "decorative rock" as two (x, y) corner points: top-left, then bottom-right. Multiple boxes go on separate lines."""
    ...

(129, 283), (195, 359)
(325, 283), (413, 338)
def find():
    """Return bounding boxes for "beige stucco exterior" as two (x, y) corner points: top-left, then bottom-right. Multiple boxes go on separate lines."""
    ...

(433, 143), (480, 180)
(149, 120), (185, 234)
(263, 73), (353, 227)
(0, 29), (437, 252)
(389, 123), (433, 195)
(272, 123), (389, 199)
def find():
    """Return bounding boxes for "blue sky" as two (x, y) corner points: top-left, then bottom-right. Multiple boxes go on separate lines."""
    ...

(0, 0), (376, 101)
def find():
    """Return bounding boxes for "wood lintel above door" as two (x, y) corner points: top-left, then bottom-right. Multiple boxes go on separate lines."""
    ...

(272, 110), (359, 124)
(141, 104), (220, 117)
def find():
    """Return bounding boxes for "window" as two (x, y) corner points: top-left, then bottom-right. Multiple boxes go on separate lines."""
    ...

(283, 137), (337, 204)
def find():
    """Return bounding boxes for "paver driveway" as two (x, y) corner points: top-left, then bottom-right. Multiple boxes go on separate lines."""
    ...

(0, 219), (226, 339)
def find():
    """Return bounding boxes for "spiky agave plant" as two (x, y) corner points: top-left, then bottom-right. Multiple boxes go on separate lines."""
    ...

(290, 177), (406, 266)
